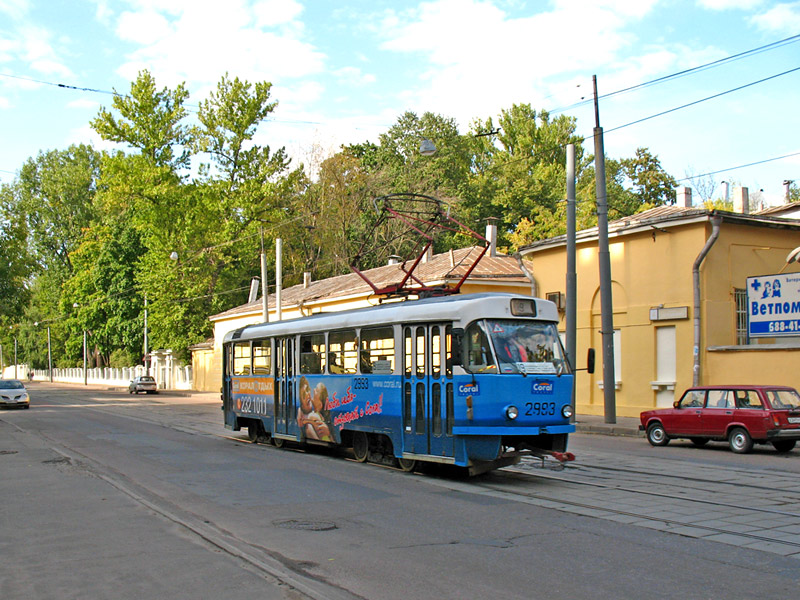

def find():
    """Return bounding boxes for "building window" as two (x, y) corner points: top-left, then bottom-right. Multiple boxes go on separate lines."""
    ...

(734, 288), (748, 345)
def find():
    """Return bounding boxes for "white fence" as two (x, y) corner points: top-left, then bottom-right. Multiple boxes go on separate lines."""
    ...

(1, 364), (193, 390)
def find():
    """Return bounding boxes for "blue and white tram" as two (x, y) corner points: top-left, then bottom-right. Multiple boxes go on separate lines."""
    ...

(222, 292), (577, 475)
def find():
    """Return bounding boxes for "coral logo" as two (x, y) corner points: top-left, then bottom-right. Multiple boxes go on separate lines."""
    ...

(458, 382), (480, 396)
(531, 380), (554, 394)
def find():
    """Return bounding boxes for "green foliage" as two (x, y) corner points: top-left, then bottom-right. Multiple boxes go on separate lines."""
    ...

(5, 70), (680, 369)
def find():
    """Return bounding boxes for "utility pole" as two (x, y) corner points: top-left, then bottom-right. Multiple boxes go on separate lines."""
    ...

(275, 238), (283, 322)
(260, 226), (269, 323)
(566, 143), (577, 423)
(592, 75), (616, 424)
(144, 293), (149, 375)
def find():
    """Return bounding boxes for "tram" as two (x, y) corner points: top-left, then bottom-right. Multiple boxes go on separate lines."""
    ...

(222, 292), (580, 475)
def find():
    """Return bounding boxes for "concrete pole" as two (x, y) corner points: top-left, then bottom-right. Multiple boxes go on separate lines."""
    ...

(275, 238), (283, 322)
(14, 337), (18, 380)
(47, 326), (52, 383)
(593, 75), (616, 424)
(261, 227), (269, 323)
(83, 330), (87, 386)
(566, 144), (577, 422)
(144, 293), (149, 375)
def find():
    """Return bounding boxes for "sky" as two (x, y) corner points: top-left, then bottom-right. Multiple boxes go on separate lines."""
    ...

(1, 0), (799, 207)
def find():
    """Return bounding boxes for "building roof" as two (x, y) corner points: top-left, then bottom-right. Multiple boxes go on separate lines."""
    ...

(210, 246), (532, 321)
(755, 200), (800, 217)
(520, 205), (800, 254)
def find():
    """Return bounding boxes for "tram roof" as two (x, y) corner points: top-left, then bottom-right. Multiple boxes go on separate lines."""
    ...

(224, 292), (559, 343)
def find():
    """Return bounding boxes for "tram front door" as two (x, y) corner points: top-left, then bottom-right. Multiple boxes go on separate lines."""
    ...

(402, 324), (454, 459)
(274, 337), (295, 437)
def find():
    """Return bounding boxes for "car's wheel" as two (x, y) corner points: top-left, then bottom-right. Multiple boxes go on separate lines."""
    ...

(646, 422), (669, 446)
(772, 440), (796, 453)
(690, 437), (709, 447)
(728, 427), (753, 454)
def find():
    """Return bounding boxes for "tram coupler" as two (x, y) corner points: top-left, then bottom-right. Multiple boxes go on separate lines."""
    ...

(525, 449), (575, 471)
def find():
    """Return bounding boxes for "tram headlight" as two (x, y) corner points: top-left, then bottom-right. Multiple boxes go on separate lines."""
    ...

(505, 405), (519, 420)
(561, 405), (574, 419)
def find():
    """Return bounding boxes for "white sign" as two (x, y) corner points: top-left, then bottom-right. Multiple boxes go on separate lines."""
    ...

(747, 273), (800, 338)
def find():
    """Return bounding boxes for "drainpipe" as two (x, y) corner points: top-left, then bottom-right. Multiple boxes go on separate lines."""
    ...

(692, 215), (722, 386)
(514, 253), (537, 297)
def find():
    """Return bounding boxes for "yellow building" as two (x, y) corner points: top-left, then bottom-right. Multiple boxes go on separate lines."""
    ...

(520, 204), (800, 418)
(193, 246), (536, 392)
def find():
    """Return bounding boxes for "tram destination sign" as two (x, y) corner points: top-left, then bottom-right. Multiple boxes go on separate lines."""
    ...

(747, 273), (800, 338)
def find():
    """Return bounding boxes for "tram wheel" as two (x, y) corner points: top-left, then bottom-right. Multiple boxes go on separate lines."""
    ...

(352, 432), (369, 463)
(248, 422), (262, 443)
(397, 457), (417, 472)
(272, 437), (285, 449)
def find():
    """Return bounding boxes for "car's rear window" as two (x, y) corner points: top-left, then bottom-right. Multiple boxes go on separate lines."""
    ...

(140, 377), (155, 382)
(765, 389), (800, 410)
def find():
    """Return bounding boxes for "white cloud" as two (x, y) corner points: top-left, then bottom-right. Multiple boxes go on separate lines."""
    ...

(750, 2), (800, 33)
(333, 66), (376, 86)
(113, 1), (325, 90)
(0, 95), (10, 109)
(697, 0), (764, 9)
(116, 9), (172, 45)
(253, 0), (303, 27)
(0, 0), (30, 20)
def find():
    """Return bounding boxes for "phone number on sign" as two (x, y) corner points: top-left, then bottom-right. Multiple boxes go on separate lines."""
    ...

(236, 395), (271, 416)
(768, 320), (800, 333)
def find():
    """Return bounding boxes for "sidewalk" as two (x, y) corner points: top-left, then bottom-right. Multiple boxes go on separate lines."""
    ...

(574, 414), (643, 437)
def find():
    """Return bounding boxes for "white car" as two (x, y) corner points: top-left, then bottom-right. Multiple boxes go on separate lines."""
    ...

(128, 375), (158, 394)
(0, 379), (30, 409)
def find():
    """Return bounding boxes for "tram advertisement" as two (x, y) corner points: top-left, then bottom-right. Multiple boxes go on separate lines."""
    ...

(232, 377), (274, 415)
(296, 376), (385, 443)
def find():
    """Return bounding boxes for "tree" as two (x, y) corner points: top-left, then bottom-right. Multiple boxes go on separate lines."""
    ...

(92, 70), (192, 169)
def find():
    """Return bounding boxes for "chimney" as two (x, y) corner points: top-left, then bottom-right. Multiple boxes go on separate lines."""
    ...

(784, 180), (794, 204)
(733, 187), (749, 214)
(303, 272), (311, 288)
(387, 255), (402, 265)
(676, 186), (692, 208)
(421, 245), (433, 263)
(485, 218), (498, 257)
(248, 277), (260, 303)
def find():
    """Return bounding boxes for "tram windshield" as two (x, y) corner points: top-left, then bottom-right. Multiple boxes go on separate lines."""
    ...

(465, 319), (568, 375)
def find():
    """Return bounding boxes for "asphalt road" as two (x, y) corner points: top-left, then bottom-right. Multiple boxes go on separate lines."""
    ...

(2, 382), (800, 600)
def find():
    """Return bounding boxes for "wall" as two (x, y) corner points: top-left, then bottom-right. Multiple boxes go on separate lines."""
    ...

(525, 217), (800, 418)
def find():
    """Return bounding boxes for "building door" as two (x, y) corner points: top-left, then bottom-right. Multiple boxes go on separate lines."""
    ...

(656, 326), (676, 408)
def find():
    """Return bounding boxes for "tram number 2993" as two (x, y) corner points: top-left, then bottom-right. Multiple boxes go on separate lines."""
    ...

(525, 402), (556, 416)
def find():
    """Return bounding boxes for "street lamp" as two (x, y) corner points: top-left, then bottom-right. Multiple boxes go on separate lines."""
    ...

(73, 303), (87, 386)
(34, 322), (53, 383)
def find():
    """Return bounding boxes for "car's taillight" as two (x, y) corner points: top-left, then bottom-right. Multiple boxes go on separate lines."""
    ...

(773, 415), (782, 427)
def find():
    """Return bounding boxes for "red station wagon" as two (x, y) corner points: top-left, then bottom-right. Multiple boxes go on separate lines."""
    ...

(640, 385), (800, 454)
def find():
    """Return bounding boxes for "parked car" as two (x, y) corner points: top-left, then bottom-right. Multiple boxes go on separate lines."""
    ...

(640, 385), (800, 454)
(128, 375), (158, 395)
(0, 379), (30, 409)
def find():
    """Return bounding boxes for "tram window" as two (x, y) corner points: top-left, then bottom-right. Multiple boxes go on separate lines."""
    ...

(329, 330), (357, 374)
(252, 340), (271, 374)
(431, 326), (441, 379)
(360, 327), (395, 374)
(445, 325), (453, 378)
(300, 334), (325, 374)
(432, 382), (442, 435)
(404, 327), (412, 379)
(404, 383), (412, 432)
(416, 327), (425, 378)
(465, 322), (496, 373)
(233, 342), (252, 375)
(416, 382), (425, 434)
(446, 383), (454, 436)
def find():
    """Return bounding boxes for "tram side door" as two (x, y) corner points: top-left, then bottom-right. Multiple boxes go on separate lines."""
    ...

(402, 324), (454, 458)
(274, 337), (295, 436)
